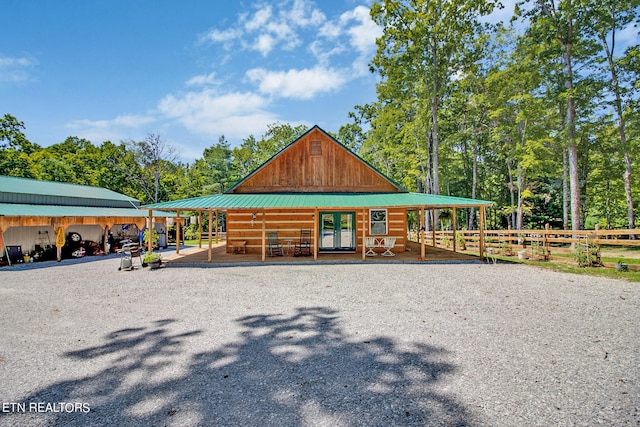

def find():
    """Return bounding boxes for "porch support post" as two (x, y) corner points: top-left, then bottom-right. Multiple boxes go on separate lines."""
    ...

(261, 210), (266, 262)
(147, 209), (153, 253)
(452, 207), (457, 253)
(431, 209), (436, 247)
(421, 207), (426, 260)
(208, 209), (213, 263)
(361, 208), (366, 261)
(176, 210), (181, 254)
(479, 205), (486, 261)
(198, 210), (203, 248)
(313, 208), (318, 261)
(214, 210), (219, 243)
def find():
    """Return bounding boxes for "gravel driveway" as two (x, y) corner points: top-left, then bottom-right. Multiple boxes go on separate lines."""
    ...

(0, 258), (638, 426)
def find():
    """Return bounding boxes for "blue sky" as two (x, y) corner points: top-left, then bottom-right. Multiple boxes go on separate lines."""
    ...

(1, 0), (393, 161)
(4, 1), (633, 163)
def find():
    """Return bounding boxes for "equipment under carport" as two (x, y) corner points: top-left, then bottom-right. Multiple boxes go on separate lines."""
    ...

(33, 230), (56, 261)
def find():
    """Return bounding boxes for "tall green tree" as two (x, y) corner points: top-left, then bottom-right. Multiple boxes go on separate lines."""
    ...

(370, 0), (500, 198)
(518, 0), (600, 230)
(33, 136), (101, 185)
(124, 133), (178, 204)
(201, 136), (234, 193)
(0, 114), (39, 177)
(581, 0), (639, 231)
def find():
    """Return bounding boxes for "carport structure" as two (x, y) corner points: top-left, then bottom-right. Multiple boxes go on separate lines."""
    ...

(0, 175), (171, 262)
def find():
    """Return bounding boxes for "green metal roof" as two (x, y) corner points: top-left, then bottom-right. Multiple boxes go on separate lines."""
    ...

(0, 175), (140, 208)
(0, 203), (173, 218)
(143, 192), (493, 210)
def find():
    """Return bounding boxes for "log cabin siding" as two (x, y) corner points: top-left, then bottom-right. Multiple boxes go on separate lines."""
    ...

(225, 207), (407, 254)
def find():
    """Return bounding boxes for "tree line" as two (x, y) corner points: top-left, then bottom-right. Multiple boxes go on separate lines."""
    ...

(1, 0), (638, 232)
(352, 0), (639, 232)
(0, 115), (309, 205)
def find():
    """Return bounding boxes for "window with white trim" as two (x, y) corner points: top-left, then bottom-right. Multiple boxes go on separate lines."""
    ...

(369, 209), (387, 235)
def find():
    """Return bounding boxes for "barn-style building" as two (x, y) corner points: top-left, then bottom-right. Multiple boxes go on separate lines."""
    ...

(145, 125), (492, 262)
(0, 175), (171, 263)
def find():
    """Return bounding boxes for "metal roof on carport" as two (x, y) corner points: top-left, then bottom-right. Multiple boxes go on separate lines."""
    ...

(0, 175), (140, 208)
(143, 192), (493, 210)
(0, 203), (173, 218)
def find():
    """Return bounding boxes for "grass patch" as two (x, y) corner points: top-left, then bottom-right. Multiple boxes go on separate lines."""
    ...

(182, 239), (225, 246)
(601, 256), (640, 265)
(492, 255), (640, 282)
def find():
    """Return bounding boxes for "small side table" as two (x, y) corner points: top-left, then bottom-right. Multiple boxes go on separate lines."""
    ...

(233, 241), (247, 254)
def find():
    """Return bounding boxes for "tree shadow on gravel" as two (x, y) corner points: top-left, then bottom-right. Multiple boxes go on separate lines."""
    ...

(3, 310), (471, 426)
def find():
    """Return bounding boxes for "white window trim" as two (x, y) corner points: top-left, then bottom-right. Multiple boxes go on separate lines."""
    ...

(369, 208), (388, 235)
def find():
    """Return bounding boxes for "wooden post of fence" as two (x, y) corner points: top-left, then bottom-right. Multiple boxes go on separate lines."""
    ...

(507, 225), (512, 255)
(595, 224), (601, 257)
(545, 223), (550, 258)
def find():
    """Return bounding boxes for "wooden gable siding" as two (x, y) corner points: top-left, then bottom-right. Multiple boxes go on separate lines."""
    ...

(230, 127), (401, 193)
(225, 207), (407, 255)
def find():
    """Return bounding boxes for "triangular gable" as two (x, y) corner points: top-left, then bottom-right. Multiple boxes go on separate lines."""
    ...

(227, 125), (406, 194)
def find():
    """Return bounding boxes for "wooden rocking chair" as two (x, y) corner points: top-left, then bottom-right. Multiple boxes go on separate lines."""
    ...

(268, 232), (284, 256)
(294, 229), (312, 257)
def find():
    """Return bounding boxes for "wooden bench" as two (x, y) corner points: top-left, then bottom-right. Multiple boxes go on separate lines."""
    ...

(232, 240), (247, 254)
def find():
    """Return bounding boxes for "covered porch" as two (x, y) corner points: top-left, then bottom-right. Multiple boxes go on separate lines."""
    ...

(144, 193), (493, 264)
(162, 239), (479, 266)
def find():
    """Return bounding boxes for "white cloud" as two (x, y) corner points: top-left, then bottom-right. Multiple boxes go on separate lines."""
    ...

(256, 33), (276, 56)
(318, 21), (341, 38)
(286, 0), (325, 27)
(157, 89), (279, 139)
(202, 27), (243, 44)
(67, 114), (155, 130)
(310, 5), (381, 76)
(64, 114), (155, 143)
(244, 6), (273, 31)
(246, 66), (347, 99)
(186, 72), (219, 87)
(340, 6), (381, 55)
(0, 53), (38, 84)
(309, 40), (346, 65)
(206, 0), (327, 56)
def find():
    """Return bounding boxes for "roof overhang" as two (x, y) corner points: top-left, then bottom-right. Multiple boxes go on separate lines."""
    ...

(0, 203), (174, 218)
(143, 193), (493, 211)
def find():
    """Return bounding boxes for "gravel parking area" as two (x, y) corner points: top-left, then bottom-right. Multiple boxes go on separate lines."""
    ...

(0, 258), (638, 426)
